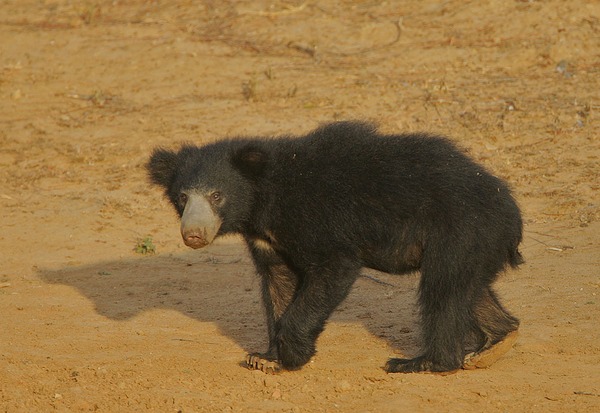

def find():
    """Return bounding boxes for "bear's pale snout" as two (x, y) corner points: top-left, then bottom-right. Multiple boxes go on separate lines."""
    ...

(179, 193), (222, 249)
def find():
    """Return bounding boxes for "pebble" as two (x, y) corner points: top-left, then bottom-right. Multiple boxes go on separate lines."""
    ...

(335, 380), (352, 392)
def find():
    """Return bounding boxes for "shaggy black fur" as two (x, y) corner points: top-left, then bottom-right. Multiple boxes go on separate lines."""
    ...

(147, 121), (522, 373)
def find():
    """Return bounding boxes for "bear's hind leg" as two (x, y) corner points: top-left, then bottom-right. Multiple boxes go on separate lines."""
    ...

(463, 287), (519, 369)
(474, 287), (519, 347)
(386, 261), (470, 374)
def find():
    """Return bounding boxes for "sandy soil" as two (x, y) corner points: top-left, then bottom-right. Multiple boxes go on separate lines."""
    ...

(1, 1), (599, 412)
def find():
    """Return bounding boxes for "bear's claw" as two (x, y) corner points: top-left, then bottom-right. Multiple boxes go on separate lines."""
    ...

(246, 353), (282, 374)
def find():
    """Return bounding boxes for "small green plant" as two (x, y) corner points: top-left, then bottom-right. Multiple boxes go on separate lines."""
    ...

(242, 79), (257, 101)
(135, 236), (156, 255)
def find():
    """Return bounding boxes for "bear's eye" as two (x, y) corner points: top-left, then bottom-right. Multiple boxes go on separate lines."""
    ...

(178, 193), (188, 206)
(210, 191), (222, 203)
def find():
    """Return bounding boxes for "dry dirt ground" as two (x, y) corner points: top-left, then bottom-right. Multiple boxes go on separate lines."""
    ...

(1, 1), (599, 412)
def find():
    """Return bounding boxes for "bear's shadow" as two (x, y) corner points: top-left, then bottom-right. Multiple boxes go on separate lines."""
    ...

(38, 241), (421, 360)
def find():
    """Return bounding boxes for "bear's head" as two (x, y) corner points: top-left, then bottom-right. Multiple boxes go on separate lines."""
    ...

(147, 141), (267, 249)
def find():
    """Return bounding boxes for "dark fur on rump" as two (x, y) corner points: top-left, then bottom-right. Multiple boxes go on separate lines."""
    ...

(147, 121), (523, 373)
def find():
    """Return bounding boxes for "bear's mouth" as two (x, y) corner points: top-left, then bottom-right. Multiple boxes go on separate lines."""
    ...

(181, 231), (211, 249)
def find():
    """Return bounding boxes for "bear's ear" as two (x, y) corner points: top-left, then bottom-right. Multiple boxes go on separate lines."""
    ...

(231, 144), (268, 178)
(147, 148), (178, 189)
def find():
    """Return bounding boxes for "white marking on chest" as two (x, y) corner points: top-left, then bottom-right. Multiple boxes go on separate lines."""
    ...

(253, 238), (275, 252)
(252, 230), (278, 253)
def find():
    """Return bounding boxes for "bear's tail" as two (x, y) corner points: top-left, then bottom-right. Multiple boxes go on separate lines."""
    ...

(508, 247), (524, 269)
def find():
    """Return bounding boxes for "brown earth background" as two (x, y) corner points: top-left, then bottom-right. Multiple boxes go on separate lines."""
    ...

(1, 1), (599, 412)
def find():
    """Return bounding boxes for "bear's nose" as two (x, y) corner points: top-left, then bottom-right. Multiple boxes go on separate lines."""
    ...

(182, 230), (209, 249)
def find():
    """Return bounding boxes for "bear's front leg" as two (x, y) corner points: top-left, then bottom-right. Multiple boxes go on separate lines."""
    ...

(274, 262), (360, 371)
(245, 241), (297, 373)
(274, 315), (318, 370)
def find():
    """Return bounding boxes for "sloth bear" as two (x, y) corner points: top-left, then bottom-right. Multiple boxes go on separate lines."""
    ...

(147, 121), (522, 374)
